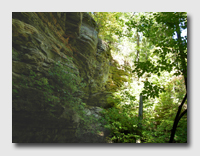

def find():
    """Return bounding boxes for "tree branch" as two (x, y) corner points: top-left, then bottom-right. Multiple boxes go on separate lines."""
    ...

(169, 93), (187, 143)
(177, 109), (187, 123)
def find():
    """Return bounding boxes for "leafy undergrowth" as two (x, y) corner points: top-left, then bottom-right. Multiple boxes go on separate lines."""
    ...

(101, 103), (187, 143)
(101, 104), (140, 143)
(100, 76), (187, 143)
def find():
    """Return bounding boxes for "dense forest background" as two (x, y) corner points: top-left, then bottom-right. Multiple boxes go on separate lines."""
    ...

(89, 12), (187, 143)
(3, 0), (200, 154)
(11, 11), (187, 144)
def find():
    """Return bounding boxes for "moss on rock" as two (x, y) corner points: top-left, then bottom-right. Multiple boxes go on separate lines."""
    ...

(12, 12), (130, 143)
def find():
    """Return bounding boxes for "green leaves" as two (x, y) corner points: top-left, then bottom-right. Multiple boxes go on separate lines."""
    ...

(89, 12), (125, 43)
(47, 61), (104, 138)
(141, 80), (165, 99)
(86, 12), (187, 143)
(102, 105), (139, 143)
(126, 12), (187, 80)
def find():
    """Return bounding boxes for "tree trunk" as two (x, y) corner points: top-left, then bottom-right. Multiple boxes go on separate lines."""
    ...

(137, 94), (143, 143)
(135, 31), (140, 62)
(169, 19), (187, 143)
(169, 93), (187, 143)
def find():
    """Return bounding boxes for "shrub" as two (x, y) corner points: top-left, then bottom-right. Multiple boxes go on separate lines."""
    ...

(101, 103), (140, 143)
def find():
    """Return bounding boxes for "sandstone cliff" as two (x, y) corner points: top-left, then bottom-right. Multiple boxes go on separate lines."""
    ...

(12, 12), (128, 143)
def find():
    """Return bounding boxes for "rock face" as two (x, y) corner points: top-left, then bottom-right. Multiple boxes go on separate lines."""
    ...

(12, 12), (128, 143)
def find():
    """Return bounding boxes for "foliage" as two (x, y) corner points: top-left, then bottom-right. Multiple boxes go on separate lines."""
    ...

(127, 12), (187, 97)
(47, 61), (84, 105)
(47, 61), (103, 135)
(101, 103), (140, 143)
(88, 12), (124, 42)
(101, 74), (187, 143)
(88, 12), (129, 54)
(124, 12), (187, 143)
(13, 58), (102, 137)
(94, 12), (187, 143)
(13, 12), (187, 143)
(141, 75), (187, 143)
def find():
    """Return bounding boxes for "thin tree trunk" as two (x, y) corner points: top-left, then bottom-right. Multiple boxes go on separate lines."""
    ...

(137, 94), (143, 143)
(135, 31), (140, 62)
(169, 93), (187, 143)
(176, 19), (187, 90)
(169, 19), (187, 143)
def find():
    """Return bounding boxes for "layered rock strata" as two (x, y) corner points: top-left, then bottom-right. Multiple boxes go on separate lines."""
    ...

(12, 12), (128, 143)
